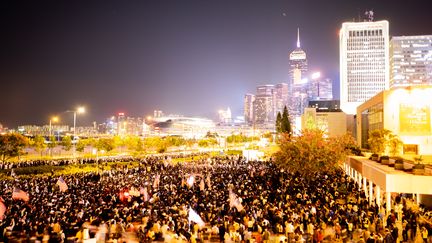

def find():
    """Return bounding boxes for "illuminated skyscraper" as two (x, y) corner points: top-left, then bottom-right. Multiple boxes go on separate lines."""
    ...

(307, 77), (333, 100)
(289, 28), (308, 86)
(275, 83), (289, 114)
(253, 85), (275, 124)
(117, 112), (126, 135)
(289, 28), (308, 117)
(390, 35), (432, 88)
(243, 93), (255, 124)
(339, 20), (389, 114)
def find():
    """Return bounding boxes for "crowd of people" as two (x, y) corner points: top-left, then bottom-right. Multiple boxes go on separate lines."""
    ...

(1, 154), (432, 242)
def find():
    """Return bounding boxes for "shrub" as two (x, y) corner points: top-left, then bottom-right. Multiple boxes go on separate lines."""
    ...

(413, 164), (425, 169)
(370, 154), (379, 161)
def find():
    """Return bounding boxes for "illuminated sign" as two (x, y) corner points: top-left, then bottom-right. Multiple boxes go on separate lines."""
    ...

(399, 103), (431, 135)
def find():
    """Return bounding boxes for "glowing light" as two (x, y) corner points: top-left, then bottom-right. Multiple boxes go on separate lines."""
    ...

(77, 107), (85, 114)
(312, 72), (321, 80)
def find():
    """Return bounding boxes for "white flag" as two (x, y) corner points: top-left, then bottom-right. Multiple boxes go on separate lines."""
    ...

(188, 207), (205, 227)
(229, 190), (244, 212)
(199, 179), (205, 191)
(187, 175), (195, 188)
(56, 177), (68, 192)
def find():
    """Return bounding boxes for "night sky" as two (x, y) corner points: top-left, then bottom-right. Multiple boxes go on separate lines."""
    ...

(1, 0), (431, 128)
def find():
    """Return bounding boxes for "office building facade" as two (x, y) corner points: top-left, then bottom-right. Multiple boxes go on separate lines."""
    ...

(390, 35), (432, 88)
(244, 93), (255, 125)
(274, 83), (289, 115)
(253, 85), (275, 124)
(340, 20), (389, 115)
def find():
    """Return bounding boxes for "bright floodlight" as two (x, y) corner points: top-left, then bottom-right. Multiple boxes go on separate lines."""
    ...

(77, 107), (85, 114)
(52, 116), (59, 123)
(312, 72), (321, 80)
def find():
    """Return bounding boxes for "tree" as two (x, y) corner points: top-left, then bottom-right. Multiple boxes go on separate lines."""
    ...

(123, 136), (139, 151)
(388, 133), (403, 156)
(281, 106), (291, 135)
(31, 135), (47, 157)
(0, 133), (28, 162)
(76, 139), (88, 153)
(94, 138), (115, 153)
(198, 138), (218, 147)
(135, 138), (145, 154)
(275, 112), (282, 133)
(61, 136), (73, 151)
(274, 129), (356, 178)
(368, 129), (401, 155)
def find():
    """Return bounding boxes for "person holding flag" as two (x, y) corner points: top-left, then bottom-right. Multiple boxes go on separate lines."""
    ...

(188, 207), (205, 228)
(199, 178), (205, 191)
(56, 177), (68, 192)
(187, 175), (195, 188)
(12, 188), (29, 202)
(140, 187), (150, 202)
(153, 174), (160, 189)
(229, 190), (244, 212)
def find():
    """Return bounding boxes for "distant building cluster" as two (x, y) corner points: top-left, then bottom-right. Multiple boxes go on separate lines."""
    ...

(244, 29), (333, 127)
(98, 112), (146, 136)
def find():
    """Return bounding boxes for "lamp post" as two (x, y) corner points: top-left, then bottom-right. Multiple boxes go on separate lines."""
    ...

(67, 106), (85, 159)
(73, 107), (86, 140)
(49, 116), (59, 137)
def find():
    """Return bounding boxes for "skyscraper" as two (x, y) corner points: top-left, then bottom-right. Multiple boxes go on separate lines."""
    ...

(253, 85), (275, 124)
(339, 20), (389, 115)
(244, 93), (255, 124)
(307, 77), (333, 100)
(390, 35), (432, 88)
(289, 28), (308, 117)
(289, 28), (308, 86)
(274, 83), (289, 115)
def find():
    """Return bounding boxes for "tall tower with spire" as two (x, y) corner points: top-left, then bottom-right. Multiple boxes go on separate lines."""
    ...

(289, 28), (308, 118)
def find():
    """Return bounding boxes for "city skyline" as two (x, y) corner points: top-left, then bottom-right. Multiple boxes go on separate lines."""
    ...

(1, 0), (432, 128)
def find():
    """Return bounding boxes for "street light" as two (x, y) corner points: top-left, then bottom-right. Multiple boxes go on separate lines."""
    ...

(49, 116), (59, 137)
(66, 106), (85, 159)
(73, 106), (85, 140)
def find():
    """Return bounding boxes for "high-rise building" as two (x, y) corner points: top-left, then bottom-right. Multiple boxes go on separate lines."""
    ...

(289, 28), (308, 87)
(218, 107), (232, 124)
(390, 35), (432, 88)
(274, 83), (289, 114)
(244, 93), (255, 124)
(308, 77), (333, 100)
(154, 110), (163, 118)
(117, 112), (126, 135)
(289, 28), (308, 117)
(253, 85), (275, 124)
(339, 20), (389, 115)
